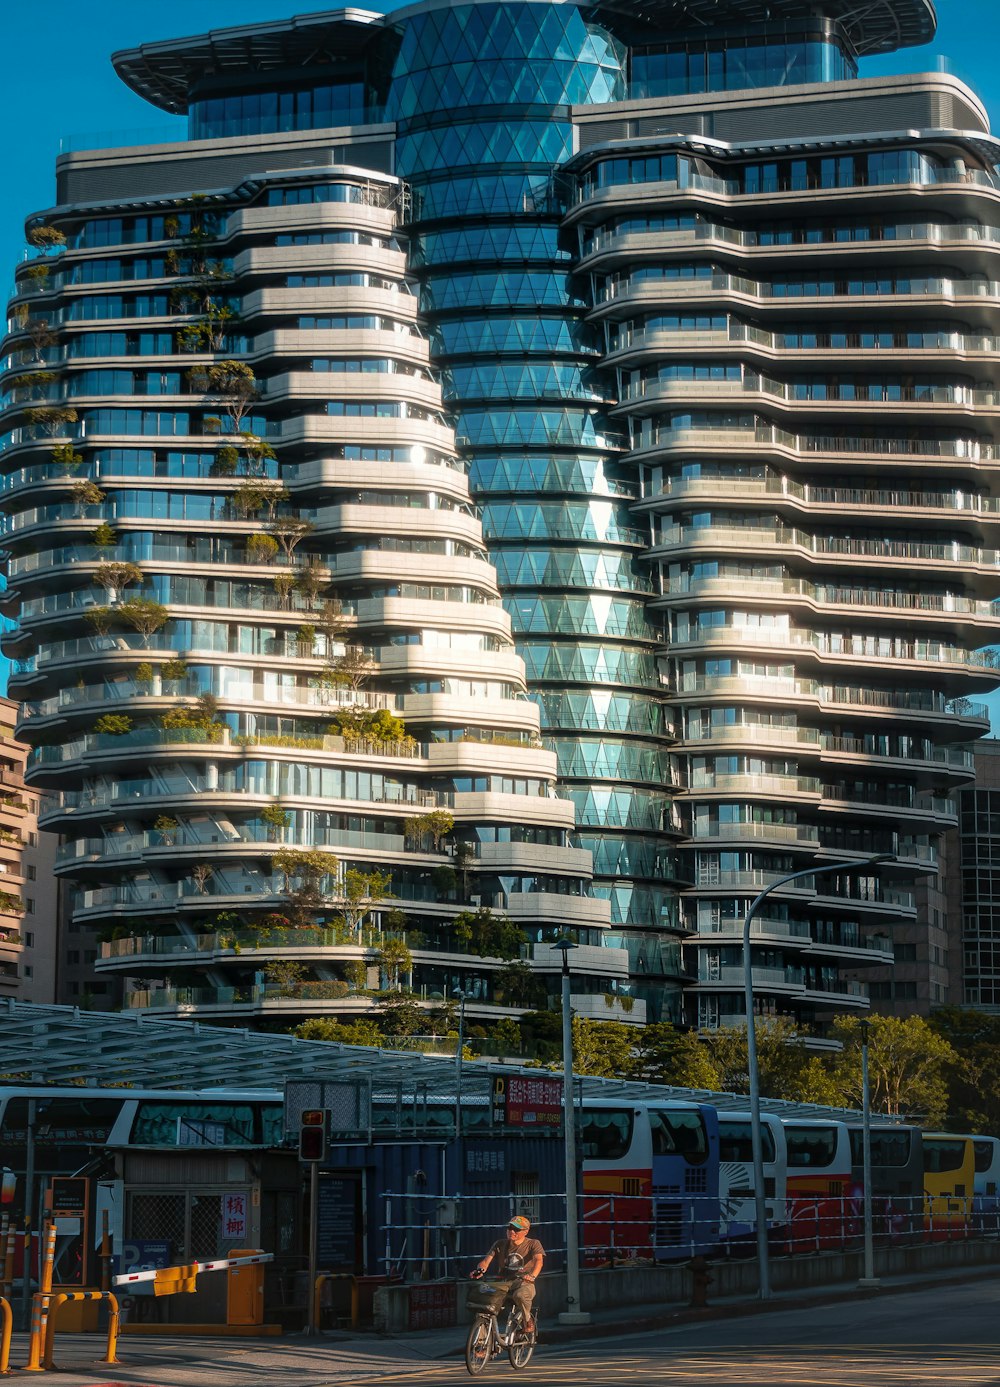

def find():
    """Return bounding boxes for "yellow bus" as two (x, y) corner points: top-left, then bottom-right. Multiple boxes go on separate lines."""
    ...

(923, 1132), (975, 1237)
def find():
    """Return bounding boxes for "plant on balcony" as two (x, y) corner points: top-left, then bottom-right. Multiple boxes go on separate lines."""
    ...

(335, 868), (392, 938)
(378, 938), (413, 991)
(272, 572), (296, 609)
(452, 905), (525, 961)
(431, 864), (457, 897)
(405, 808), (455, 853)
(84, 606), (114, 638)
(270, 514), (314, 560)
(321, 645), (376, 693)
(303, 979), (350, 1000)
(153, 815), (179, 846)
(135, 662), (155, 689)
(0, 890), (25, 914)
(238, 431), (276, 477)
(25, 405), (77, 436)
(160, 658), (189, 684)
(232, 482), (268, 518)
(296, 561), (325, 606)
(260, 802), (290, 841)
(178, 303), (241, 354)
(94, 713), (133, 736)
(331, 707), (411, 751)
(12, 306), (58, 362)
(191, 863), (213, 895)
(212, 445), (239, 476)
(264, 958), (306, 997)
(27, 225), (67, 252)
(343, 959), (369, 993)
(22, 263), (52, 291)
(296, 623), (316, 654)
(117, 597), (168, 647)
(51, 443), (84, 473)
(205, 360), (259, 433)
(71, 479), (105, 517)
(9, 370), (57, 399)
(246, 533), (279, 564)
(295, 1016), (385, 1047)
(272, 848), (339, 928)
(93, 560), (143, 602)
(92, 522), (118, 548)
(161, 700), (226, 742)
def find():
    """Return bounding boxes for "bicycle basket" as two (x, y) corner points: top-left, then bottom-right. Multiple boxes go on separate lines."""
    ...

(466, 1282), (509, 1313)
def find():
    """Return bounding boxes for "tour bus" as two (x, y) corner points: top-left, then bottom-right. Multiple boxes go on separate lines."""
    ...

(781, 1118), (852, 1251)
(922, 1132), (975, 1237)
(580, 1098), (720, 1263)
(716, 1111), (787, 1252)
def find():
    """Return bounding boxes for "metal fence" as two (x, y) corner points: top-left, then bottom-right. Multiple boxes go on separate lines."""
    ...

(379, 1191), (1000, 1278)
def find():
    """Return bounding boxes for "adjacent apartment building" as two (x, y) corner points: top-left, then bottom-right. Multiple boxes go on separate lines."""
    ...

(3, 0), (999, 1033)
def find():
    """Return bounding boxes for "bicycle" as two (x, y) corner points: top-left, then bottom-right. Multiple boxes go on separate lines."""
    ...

(464, 1275), (538, 1375)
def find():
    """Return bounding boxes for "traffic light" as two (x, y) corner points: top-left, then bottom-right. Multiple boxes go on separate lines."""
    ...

(298, 1109), (328, 1162)
(1, 1167), (14, 1205)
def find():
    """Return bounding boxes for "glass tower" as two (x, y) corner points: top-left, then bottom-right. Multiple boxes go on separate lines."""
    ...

(5, 0), (997, 1032)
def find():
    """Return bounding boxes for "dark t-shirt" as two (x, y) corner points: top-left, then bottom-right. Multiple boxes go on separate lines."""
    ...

(486, 1235), (545, 1278)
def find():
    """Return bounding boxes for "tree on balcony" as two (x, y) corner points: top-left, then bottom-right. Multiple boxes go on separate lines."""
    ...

(336, 868), (393, 938)
(260, 803), (290, 842)
(92, 522), (118, 549)
(51, 443), (84, 474)
(206, 360), (259, 433)
(94, 713), (133, 736)
(27, 225), (67, 252)
(246, 533), (279, 564)
(272, 848), (339, 928)
(378, 938), (412, 991)
(93, 560), (143, 603)
(9, 370), (57, 400)
(12, 307), (58, 363)
(25, 405), (77, 437)
(71, 479), (105, 517)
(117, 597), (168, 647)
(405, 808), (455, 853)
(264, 959), (306, 997)
(270, 515), (314, 560)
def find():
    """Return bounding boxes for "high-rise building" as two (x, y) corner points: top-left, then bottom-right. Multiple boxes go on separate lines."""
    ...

(4, 0), (998, 1033)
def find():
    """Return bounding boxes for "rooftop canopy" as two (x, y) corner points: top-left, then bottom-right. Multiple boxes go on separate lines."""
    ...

(0, 999), (899, 1125)
(113, 0), (936, 114)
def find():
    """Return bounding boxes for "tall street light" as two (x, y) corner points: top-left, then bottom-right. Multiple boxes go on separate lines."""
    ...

(553, 938), (590, 1326)
(744, 852), (894, 1300)
(857, 1018), (880, 1289)
(453, 988), (469, 1137)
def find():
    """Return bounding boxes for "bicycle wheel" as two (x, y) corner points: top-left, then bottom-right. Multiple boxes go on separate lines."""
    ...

(508, 1314), (536, 1370)
(465, 1315), (492, 1375)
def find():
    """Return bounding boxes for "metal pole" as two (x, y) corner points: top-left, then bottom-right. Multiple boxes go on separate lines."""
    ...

(556, 941), (589, 1325)
(858, 1020), (880, 1288)
(743, 852), (894, 1302)
(454, 990), (466, 1137)
(306, 1163), (319, 1336)
(19, 1098), (36, 1331)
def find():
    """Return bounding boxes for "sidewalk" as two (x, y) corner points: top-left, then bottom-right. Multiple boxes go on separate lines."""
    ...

(5, 1260), (999, 1386)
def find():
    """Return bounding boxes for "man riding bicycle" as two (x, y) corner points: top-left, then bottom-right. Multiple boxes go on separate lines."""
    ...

(470, 1215), (544, 1334)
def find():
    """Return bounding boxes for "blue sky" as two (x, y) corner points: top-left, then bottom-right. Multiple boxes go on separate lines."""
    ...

(3, 0), (1000, 717)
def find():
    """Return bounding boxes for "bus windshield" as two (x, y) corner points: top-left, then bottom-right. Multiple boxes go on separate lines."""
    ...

(580, 1108), (633, 1161)
(974, 1140), (995, 1174)
(650, 1110), (708, 1162)
(784, 1125), (837, 1168)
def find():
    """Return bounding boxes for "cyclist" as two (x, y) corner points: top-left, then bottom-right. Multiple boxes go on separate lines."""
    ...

(470, 1214), (544, 1335)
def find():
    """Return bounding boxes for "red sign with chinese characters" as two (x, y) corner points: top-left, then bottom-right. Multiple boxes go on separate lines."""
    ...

(502, 1075), (563, 1127)
(408, 1281), (457, 1330)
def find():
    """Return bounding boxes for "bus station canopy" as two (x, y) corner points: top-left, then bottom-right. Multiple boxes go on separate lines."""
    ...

(0, 998), (894, 1124)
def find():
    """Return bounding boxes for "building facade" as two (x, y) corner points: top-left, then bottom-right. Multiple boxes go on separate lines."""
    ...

(4, 0), (999, 1031)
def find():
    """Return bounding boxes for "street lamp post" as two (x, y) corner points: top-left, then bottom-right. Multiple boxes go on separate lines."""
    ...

(453, 988), (468, 1137)
(743, 852), (894, 1300)
(857, 1018), (880, 1289)
(553, 938), (590, 1326)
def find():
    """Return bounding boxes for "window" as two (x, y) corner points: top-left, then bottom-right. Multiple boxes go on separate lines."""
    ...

(579, 1108), (633, 1161)
(784, 1125), (837, 1167)
(925, 1139), (966, 1174)
(26, 865), (35, 881)
(650, 1109), (708, 1162)
(718, 1119), (775, 1163)
(25, 899), (33, 914)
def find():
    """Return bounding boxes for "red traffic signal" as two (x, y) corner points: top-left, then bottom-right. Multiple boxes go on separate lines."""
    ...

(298, 1110), (328, 1162)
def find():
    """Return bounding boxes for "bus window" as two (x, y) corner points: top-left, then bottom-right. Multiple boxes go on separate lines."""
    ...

(580, 1108), (633, 1161)
(2, 1096), (122, 1146)
(719, 1119), (775, 1164)
(974, 1140), (995, 1174)
(785, 1125), (836, 1168)
(924, 1139), (965, 1174)
(849, 1130), (911, 1166)
(131, 1101), (255, 1146)
(650, 1110), (708, 1163)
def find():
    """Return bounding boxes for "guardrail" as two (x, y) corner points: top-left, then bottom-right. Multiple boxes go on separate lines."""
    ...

(42, 1291), (119, 1371)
